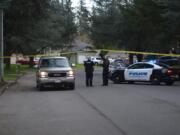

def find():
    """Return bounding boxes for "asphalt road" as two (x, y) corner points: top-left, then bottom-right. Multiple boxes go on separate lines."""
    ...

(0, 69), (180, 135)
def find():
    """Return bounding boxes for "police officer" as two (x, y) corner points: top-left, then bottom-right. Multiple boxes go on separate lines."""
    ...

(84, 57), (95, 87)
(99, 54), (110, 86)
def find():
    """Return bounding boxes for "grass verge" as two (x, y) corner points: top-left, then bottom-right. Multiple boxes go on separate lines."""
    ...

(74, 64), (102, 70)
(4, 64), (36, 81)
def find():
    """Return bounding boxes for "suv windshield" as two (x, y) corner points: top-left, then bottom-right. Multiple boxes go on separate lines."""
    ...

(40, 58), (69, 68)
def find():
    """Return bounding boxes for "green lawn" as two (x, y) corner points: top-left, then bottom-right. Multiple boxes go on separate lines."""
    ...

(74, 64), (84, 70)
(4, 64), (36, 81)
(74, 64), (102, 70)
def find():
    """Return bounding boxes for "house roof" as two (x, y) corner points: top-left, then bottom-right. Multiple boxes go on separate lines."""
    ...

(70, 40), (94, 51)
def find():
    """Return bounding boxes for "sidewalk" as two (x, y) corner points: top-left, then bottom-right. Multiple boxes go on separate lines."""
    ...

(0, 81), (16, 95)
(0, 74), (24, 96)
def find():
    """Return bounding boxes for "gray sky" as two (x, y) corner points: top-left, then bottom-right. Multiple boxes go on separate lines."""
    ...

(72, 0), (93, 9)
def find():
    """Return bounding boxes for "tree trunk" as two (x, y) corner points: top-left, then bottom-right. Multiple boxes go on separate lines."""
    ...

(129, 54), (133, 65)
(136, 54), (143, 62)
(29, 57), (34, 68)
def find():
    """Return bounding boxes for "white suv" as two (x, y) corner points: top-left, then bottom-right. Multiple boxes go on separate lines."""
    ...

(36, 56), (75, 90)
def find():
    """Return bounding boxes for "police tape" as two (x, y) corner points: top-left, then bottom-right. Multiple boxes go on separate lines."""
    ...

(0, 49), (180, 58)
(0, 51), (78, 58)
(100, 49), (180, 57)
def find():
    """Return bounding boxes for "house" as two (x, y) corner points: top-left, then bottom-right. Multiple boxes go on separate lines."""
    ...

(61, 40), (98, 64)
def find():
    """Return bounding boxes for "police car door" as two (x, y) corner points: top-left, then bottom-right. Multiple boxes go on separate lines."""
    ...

(124, 63), (153, 81)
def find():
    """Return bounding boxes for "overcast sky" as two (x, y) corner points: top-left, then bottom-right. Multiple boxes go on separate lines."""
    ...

(72, 0), (93, 9)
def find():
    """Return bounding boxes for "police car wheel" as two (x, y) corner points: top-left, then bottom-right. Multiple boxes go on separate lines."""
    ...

(112, 74), (122, 84)
(150, 76), (160, 85)
(36, 82), (43, 91)
(36, 81), (40, 88)
(113, 77), (120, 84)
(38, 84), (44, 91)
(165, 81), (174, 86)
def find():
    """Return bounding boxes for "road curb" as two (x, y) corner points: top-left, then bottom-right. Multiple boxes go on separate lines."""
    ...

(0, 81), (16, 95)
(0, 73), (24, 96)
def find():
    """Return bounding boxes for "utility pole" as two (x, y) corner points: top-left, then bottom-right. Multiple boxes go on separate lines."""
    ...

(0, 9), (3, 82)
(0, 0), (11, 82)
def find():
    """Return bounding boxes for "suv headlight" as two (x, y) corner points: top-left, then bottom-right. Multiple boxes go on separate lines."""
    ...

(67, 70), (74, 77)
(39, 71), (48, 78)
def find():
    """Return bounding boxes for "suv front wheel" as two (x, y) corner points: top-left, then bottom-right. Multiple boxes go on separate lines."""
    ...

(69, 83), (75, 90)
(37, 83), (44, 91)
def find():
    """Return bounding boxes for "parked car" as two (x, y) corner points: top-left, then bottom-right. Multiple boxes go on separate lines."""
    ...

(109, 62), (179, 85)
(17, 58), (39, 65)
(157, 56), (180, 66)
(144, 55), (159, 63)
(108, 58), (115, 63)
(156, 62), (180, 81)
(90, 57), (103, 65)
(36, 56), (75, 90)
(109, 61), (126, 77)
(114, 59), (124, 63)
(16, 59), (30, 65)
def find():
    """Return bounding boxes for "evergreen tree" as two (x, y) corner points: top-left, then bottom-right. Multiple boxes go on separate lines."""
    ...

(120, 0), (166, 52)
(4, 0), (77, 67)
(4, 0), (50, 67)
(91, 0), (167, 62)
(77, 0), (90, 36)
(91, 0), (121, 48)
(163, 0), (180, 53)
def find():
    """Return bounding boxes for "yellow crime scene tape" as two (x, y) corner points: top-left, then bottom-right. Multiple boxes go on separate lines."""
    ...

(101, 49), (180, 57)
(1, 49), (180, 58)
(0, 52), (77, 58)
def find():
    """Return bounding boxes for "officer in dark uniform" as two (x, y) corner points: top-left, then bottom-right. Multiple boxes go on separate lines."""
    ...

(84, 57), (95, 87)
(99, 54), (110, 86)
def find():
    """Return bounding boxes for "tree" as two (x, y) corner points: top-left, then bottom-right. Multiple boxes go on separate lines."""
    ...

(62, 0), (77, 47)
(91, 0), (168, 63)
(77, 0), (90, 36)
(119, 0), (166, 62)
(91, 0), (122, 49)
(4, 0), (77, 67)
(163, 0), (180, 53)
(4, 0), (50, 67)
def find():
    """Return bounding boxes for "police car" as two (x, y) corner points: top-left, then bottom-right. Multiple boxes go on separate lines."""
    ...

(109, 62), (179, 85)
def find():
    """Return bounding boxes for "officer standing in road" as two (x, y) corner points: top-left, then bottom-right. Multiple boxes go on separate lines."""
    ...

(84, 57), (95, 87)
(99, 54), (110, 86)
